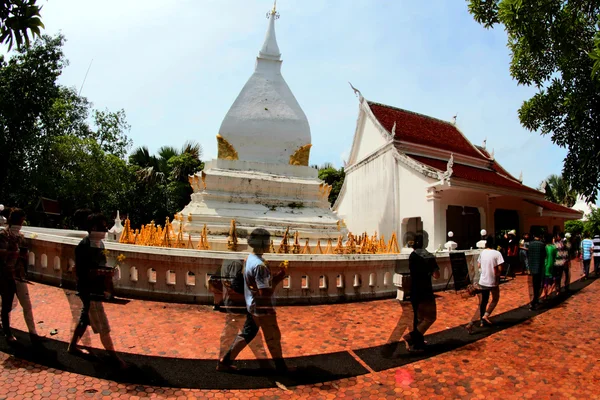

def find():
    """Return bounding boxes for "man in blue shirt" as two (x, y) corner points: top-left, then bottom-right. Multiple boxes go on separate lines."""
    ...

(581, 232), (594, 280)
(218, 228), (288, 372)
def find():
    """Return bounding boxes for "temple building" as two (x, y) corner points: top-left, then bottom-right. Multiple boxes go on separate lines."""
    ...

(176, 6), (344, 242)
(334, 92), (583, 251)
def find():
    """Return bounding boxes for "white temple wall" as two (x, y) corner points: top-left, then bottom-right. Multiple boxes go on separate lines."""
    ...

(354, 113), (389, 161)
(336, 150), (397, 238)
(397, 162), (437, 251)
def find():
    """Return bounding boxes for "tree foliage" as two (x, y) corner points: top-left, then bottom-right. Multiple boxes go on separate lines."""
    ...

(0, 34), (134, 224)
(317, 164), (345, 206)
(564, 219), (584, 235)
(0, 34), (66, 206)
(585, 207), (600, 236)
(0, 0), (44, 50)
(539, 173), (577, 207)
(564, 207), (599, 236)
(128, 143), (204, 227)
(468, 0), (600, 202)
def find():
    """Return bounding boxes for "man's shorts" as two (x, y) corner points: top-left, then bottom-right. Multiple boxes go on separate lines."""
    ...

(89, 300), (111, 334)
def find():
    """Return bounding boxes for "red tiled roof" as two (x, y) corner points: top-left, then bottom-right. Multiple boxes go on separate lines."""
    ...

(525, 199), (583, 215)
(408, 155), (542, 196)
(368, 101), (486, 160)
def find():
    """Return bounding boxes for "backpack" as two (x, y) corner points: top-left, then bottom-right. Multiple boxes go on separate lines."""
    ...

(222, 259), (245, 294)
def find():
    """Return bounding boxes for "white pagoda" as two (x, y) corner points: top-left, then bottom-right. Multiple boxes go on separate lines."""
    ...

(176, 5), (344, 241)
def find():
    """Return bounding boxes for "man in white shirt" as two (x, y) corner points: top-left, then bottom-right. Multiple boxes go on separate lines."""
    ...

(217, 228), (288, 372)
(467, 236), (504, 331)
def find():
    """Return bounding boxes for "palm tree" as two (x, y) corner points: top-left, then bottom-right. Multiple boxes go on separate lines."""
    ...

(170, 141), (204, 182)
(539, 174), (577, 207)
(129, 142), (204, 184)
(181, 140), (203, 160)
(157, 146), (178, 175)
(129, 146), (164, 185)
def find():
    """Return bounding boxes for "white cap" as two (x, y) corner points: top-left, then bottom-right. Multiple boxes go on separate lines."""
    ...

(480, 229), (487, 236)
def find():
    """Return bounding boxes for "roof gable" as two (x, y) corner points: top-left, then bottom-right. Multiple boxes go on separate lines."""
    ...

(408, 155), (542, 196)
(367, 101), (486, 160)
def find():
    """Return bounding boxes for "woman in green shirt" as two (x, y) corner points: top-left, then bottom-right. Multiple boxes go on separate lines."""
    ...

(543, 233), (557, 299)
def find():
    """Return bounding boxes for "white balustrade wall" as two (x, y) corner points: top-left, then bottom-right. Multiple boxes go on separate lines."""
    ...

(22, 228), (480, 305)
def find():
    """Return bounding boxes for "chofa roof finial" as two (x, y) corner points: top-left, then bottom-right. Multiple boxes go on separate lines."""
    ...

(348, 82), (362, 99)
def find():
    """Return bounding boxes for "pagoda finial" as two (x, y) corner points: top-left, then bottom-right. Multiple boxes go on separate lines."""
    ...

(260, 1), (281, 60)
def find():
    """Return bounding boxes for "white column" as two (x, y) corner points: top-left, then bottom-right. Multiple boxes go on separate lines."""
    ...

(424, 189), (444, 251)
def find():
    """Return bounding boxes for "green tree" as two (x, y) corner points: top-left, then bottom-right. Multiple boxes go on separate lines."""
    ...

(0, 0), (44, 49)
(565, 219), (584, 235)
(539, 174), (577, 207)
(468, 0), (600, 202)
(0, 34), (135, 225)
(43, 136), (132, 218)
(584, 207), (600, 236)
(0, 34), (65, 206)
(128, 142), (204, 226)
(318, 164), (345, 206)
(92, 108), (132, 159)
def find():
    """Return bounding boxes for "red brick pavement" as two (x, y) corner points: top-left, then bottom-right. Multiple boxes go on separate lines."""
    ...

(1, 260), (599, 399)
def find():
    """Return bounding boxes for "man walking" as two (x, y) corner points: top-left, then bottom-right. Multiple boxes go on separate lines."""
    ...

(403, 231), (440, 351)
(592, 233), (600, 276)
(218, 228), (289, 372)
(555, 232), (570, 292)
(67, 213), (125, 368)
(580, 232), (593, 280)
(527, 232), (546, 310)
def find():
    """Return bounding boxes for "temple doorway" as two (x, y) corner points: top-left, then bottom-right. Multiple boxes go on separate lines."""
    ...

(446, 206), (481, 250)
(494, 209), (520, 238)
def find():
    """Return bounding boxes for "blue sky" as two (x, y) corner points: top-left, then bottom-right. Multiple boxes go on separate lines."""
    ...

(33, 0), (595, 204)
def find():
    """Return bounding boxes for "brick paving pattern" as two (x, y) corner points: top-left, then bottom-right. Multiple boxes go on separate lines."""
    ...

(1, 260), (599, 399)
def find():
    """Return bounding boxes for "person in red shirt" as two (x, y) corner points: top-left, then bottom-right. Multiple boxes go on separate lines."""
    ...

(506, 230), (520, 276)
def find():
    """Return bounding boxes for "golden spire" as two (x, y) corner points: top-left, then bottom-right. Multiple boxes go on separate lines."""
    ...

(272, 0), (277, 14)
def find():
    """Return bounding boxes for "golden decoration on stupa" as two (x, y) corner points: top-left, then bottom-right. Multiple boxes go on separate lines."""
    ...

(201, 171), (207, 190)
(278, 227), (290, 254)
(388, 232), (400, 254)
(315, 239), (323, 254)
(334, 235), (344, 254)
(345, 233), (357, 254)
(292, 231), (301, 254)
(117, 216), (401, 255)
(119, 218), (134, 244)
(301, 238), (311, 254)
(324, 239), (333, 254)
(197, 224), (210, 250)
(227, 219), (238, 251)
(217, 134), (239, 160)
(289, 144), (312, 166)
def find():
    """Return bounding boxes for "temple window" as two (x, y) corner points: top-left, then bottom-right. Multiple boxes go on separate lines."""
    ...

(186, 272), (196, 286)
